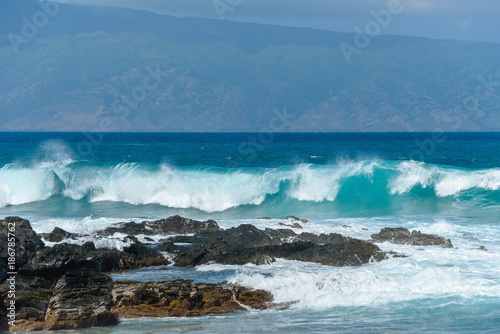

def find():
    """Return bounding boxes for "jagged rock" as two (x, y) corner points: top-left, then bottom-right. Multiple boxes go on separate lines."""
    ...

(0, 286), (9, 332)
(174, 237), (277, 266)
(112, 279), (273, 318)
(284, 241), (385, 266)
(161, 224), (281, 255)
(2, 276), (54, 331)
(27, 242), (170, 276)
(478, 246), (488, 251)
(167, 235), (199, 244)
(0, 235), (7, 283)
(100, 221), (151, 236)
(282, 216), (309, 224)
(174, 229), (386, 267)
(43, 274), (119, 330)
(278, 222), (303, 229)
(371, 227), (453, 248)
(0, 217), (45, 273)
(264, 228), (297, 240)
(2, 273), (118, 332)
(296, 232), (348, 245)
(229, 285), (274, 310)
(38, 227), (77, 243)
(218, 224), (280, 248)
(146, 216), (220, 235)
(99, 215), (220, 236)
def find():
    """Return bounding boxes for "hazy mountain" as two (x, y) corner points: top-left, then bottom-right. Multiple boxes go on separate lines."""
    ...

(0, 0), (499, 132)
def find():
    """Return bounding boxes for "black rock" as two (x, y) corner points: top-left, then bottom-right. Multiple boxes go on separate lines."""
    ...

(278, 222), (303, 229)
(295, 232), (347, 245)
(99, 215), (220, 237)
(371, 227), (453, 248)
(101, 221), (151, 236)
(264, 228), (297, 240)
(220, 224), (280, 248)
(39, 227), (77, 243)
(144, 215), (220, 235)
(174, 228), (386, 267)
(282, 216), (309, 224)
(29, 241), (170, 276)
(174, 237), (277, 267)
(0, 217), (45, 274)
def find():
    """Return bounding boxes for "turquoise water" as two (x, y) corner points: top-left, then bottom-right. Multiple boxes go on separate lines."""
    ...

(1, 133), (500, 333)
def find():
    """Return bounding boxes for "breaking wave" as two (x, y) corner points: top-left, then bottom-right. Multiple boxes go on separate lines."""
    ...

(1, 156), (500, 216)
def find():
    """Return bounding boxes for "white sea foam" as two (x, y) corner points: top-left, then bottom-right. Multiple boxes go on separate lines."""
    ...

(390, 160), (436, 194)
(391, 160), (500, 197)
(435, 169), (500, 197)
(204, 247), (500, 310)
(287, 161), (377, 202)
(196, 217), (500, 310)
(78, 164), (287, 212)
(0, 182), (12, 208)
(2, 156), (500, 212)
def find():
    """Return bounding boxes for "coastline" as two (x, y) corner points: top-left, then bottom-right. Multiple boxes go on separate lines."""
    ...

(1, 215), (460, 332)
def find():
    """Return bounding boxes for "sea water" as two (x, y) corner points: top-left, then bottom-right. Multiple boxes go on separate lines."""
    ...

(0, 132), (499, 333)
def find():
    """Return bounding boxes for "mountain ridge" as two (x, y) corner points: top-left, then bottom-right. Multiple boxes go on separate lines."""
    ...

(0, 0), (499, 132)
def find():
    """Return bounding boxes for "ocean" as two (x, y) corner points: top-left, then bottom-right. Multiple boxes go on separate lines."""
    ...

(1, 132), (499, 333)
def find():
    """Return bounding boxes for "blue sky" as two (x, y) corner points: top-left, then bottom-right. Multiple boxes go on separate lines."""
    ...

(55, 0), (500, 44)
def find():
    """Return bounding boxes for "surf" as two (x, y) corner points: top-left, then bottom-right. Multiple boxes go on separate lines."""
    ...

(2, 157), (500, 218)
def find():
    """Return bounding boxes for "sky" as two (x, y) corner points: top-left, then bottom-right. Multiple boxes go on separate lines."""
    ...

(53, 0), (500, 44)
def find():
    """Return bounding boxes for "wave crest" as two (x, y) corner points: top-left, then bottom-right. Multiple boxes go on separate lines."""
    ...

(1, 159), (500, 212)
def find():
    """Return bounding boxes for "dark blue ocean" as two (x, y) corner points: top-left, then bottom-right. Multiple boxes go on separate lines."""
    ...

(1, 132), (499, 333)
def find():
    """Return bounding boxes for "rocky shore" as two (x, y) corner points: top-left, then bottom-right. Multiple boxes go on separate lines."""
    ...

(0, 216), (454, 332)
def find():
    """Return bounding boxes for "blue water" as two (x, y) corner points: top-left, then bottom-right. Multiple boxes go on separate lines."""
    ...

(1, 132), (499, 333)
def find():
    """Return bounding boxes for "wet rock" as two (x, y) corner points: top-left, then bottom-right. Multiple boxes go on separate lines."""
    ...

(167, 235), (200, 244)
(0, 217), (45, 272)
(174, 230), (386, 267)
(478, 246), (488, 251)
(371, 227), (453, 248)
(112, 279), (273, 318)
(100, 215), (220, 237)
(43, 274), (119, 330)
(28, 241), (170, 277)
(296, 232), (348, 245)
(38, 227), (77, 243)
(264, 228), (297, 240)
(174, 237), (277, 266)
(230, 285), (274, 310)
(2, 276), (54, 331)
(285, 240), (386, 266)
(163, 224), (280, 255)
(219, 224), (279, 248)
(2, 273), (118, 332)
(278, 222), (303, 229)
(282, 216), (309, 224)
(101, 221), (151, 236)
(0, 289), (7, 332)
(0, 235), (7, 283)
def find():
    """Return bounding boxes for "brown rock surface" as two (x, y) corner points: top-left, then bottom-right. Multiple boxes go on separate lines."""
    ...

(112, 279), (273, 318)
